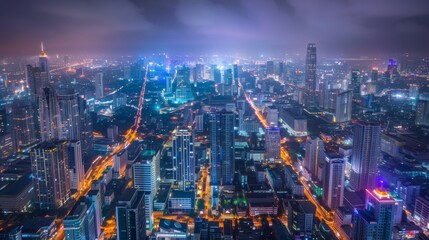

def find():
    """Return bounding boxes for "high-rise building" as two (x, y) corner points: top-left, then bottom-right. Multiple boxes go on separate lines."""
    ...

(38, 42), (49, 76)
(350, 122), (381, 191)
(223, 69), (233, 85)
(26, 65), (45, 97)
(416, 93), (429, 126)
(172, 126), (195, 191)
(31, 141), (70, 209)
(351, 69), (361, 96)
(133, 152), (160, 233)
(39, 87), (62, 141)
(78, 97), (93, 157)
(266, 61), (274, 75)
(58, 89), (81, 140)
(87, 190), (103, 239)
(266, 106), (279, 127)
(265, 127), (280, 161)
(304, 43), (317, 107)
(116, 188), (146, 240)
(352, 189), (396, 240)
(11, 101), (37, 150)
(334, 90), (352, 123)
(95, 72), (104, 99)
(68, 140), (84, 191)
(64, 196), (97, 240)
(287, 200), (316, 236)
(210, 110), (235, 186)
(304, 136), (325, 181)
(322, 154), (345, 210)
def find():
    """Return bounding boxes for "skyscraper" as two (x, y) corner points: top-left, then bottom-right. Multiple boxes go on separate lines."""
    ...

(31, 141), (70, 209)
(58, 89), (81, 140)
(95, 72), (104, 99)
(352, 189), (396, 239)
(223, 69), (233, 85)
(265, 127), (280, 161)
(322, 154), (345, 210)
(116, 188), (146, 240)
(304, 136), (325, 181)
(266, 61), (274, 75)
(11, 100), (37, 150)
(416, 93), (429, 126)
(87, 190), (103, 239)
(64, 196), (97, 240)
(334, 90), (352, 123)
(305, 43), (317, 107)
(210, 110), (235, 186)
(350, 122), (381, 191)
(68, 140), (84, 191)
(39, 87), (62, 141)
(78, 97), (93, 157)
(172, 126), (195, 191)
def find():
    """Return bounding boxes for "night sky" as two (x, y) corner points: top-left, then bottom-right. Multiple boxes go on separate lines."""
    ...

(1, 0), (429, 57)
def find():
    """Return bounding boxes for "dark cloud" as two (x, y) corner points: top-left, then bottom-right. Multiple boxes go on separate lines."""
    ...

(0, 0), (428, 57)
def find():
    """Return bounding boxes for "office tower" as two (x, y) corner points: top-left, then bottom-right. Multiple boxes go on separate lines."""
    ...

(304, 136), (325, 181)
(87, 190), (103, 239)
(78, 97), (93, 157)
(371, 68), (378, 82)
(265, 127), (280, 161)
(322, 155), (345, 210)
(416, 93), (429, 126)
(116, 188), (146, 240)
(133, 155), (159, 233)
(213, 68), (222, 84)
(172, 126), (195, 191)
(39, 87), (62, 141)
(95, 72), (104, 99)
(387, 58), (399, 84)
(352, 189), (396, 239)
(414, 196), (429, 228)
(304, 43), (317, 107)
(64, 197), (97, 240)
(334, 90), (352, 123)
(278, 62), (285, 79)
(233, 64), (239, 84)
(287, 200), (316, 236)
(31, 141), (70, 209)
(166, 75), (172, 94)
(113, 149), (127, 178)
(351, 69), (361, 96)
(266, 61), (274, 75)
(11, 101), (37, 150)
(223, 69), (233, 85)
(0, 133), (13, 159)
(68, 140), (84, 191)
(38, 42), (49, 75)
(266, 106), (279, 127)
(210, 110), (235, 186)
(350, 122), (381, 191)
(194, 64), (204, 82)
(25, 65), (46, 96)
(58, 89), (81, 140)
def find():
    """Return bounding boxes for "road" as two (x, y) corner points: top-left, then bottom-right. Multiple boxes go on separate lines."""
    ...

(54, 66), (149, 240)
(239, 80), (341, 238)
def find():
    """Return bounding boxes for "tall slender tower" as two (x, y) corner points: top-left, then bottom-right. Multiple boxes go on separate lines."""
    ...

(172, 126), (195, 191)
(210, 110), (235, 186)
(323, 154), (345, 210)
(38, 42), (50, 85)
(39, 87), (62, 141)
(350, 122), (381, 191)
(305, 43), (317, 107)
(58, 89), (81, 140)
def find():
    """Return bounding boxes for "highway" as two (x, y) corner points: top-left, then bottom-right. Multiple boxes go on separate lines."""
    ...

(54, 65), (149, 240)
(239, 80), (340, 238)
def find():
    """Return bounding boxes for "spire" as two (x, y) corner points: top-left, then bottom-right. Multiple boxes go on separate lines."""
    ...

(40, 41), (47, 57)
